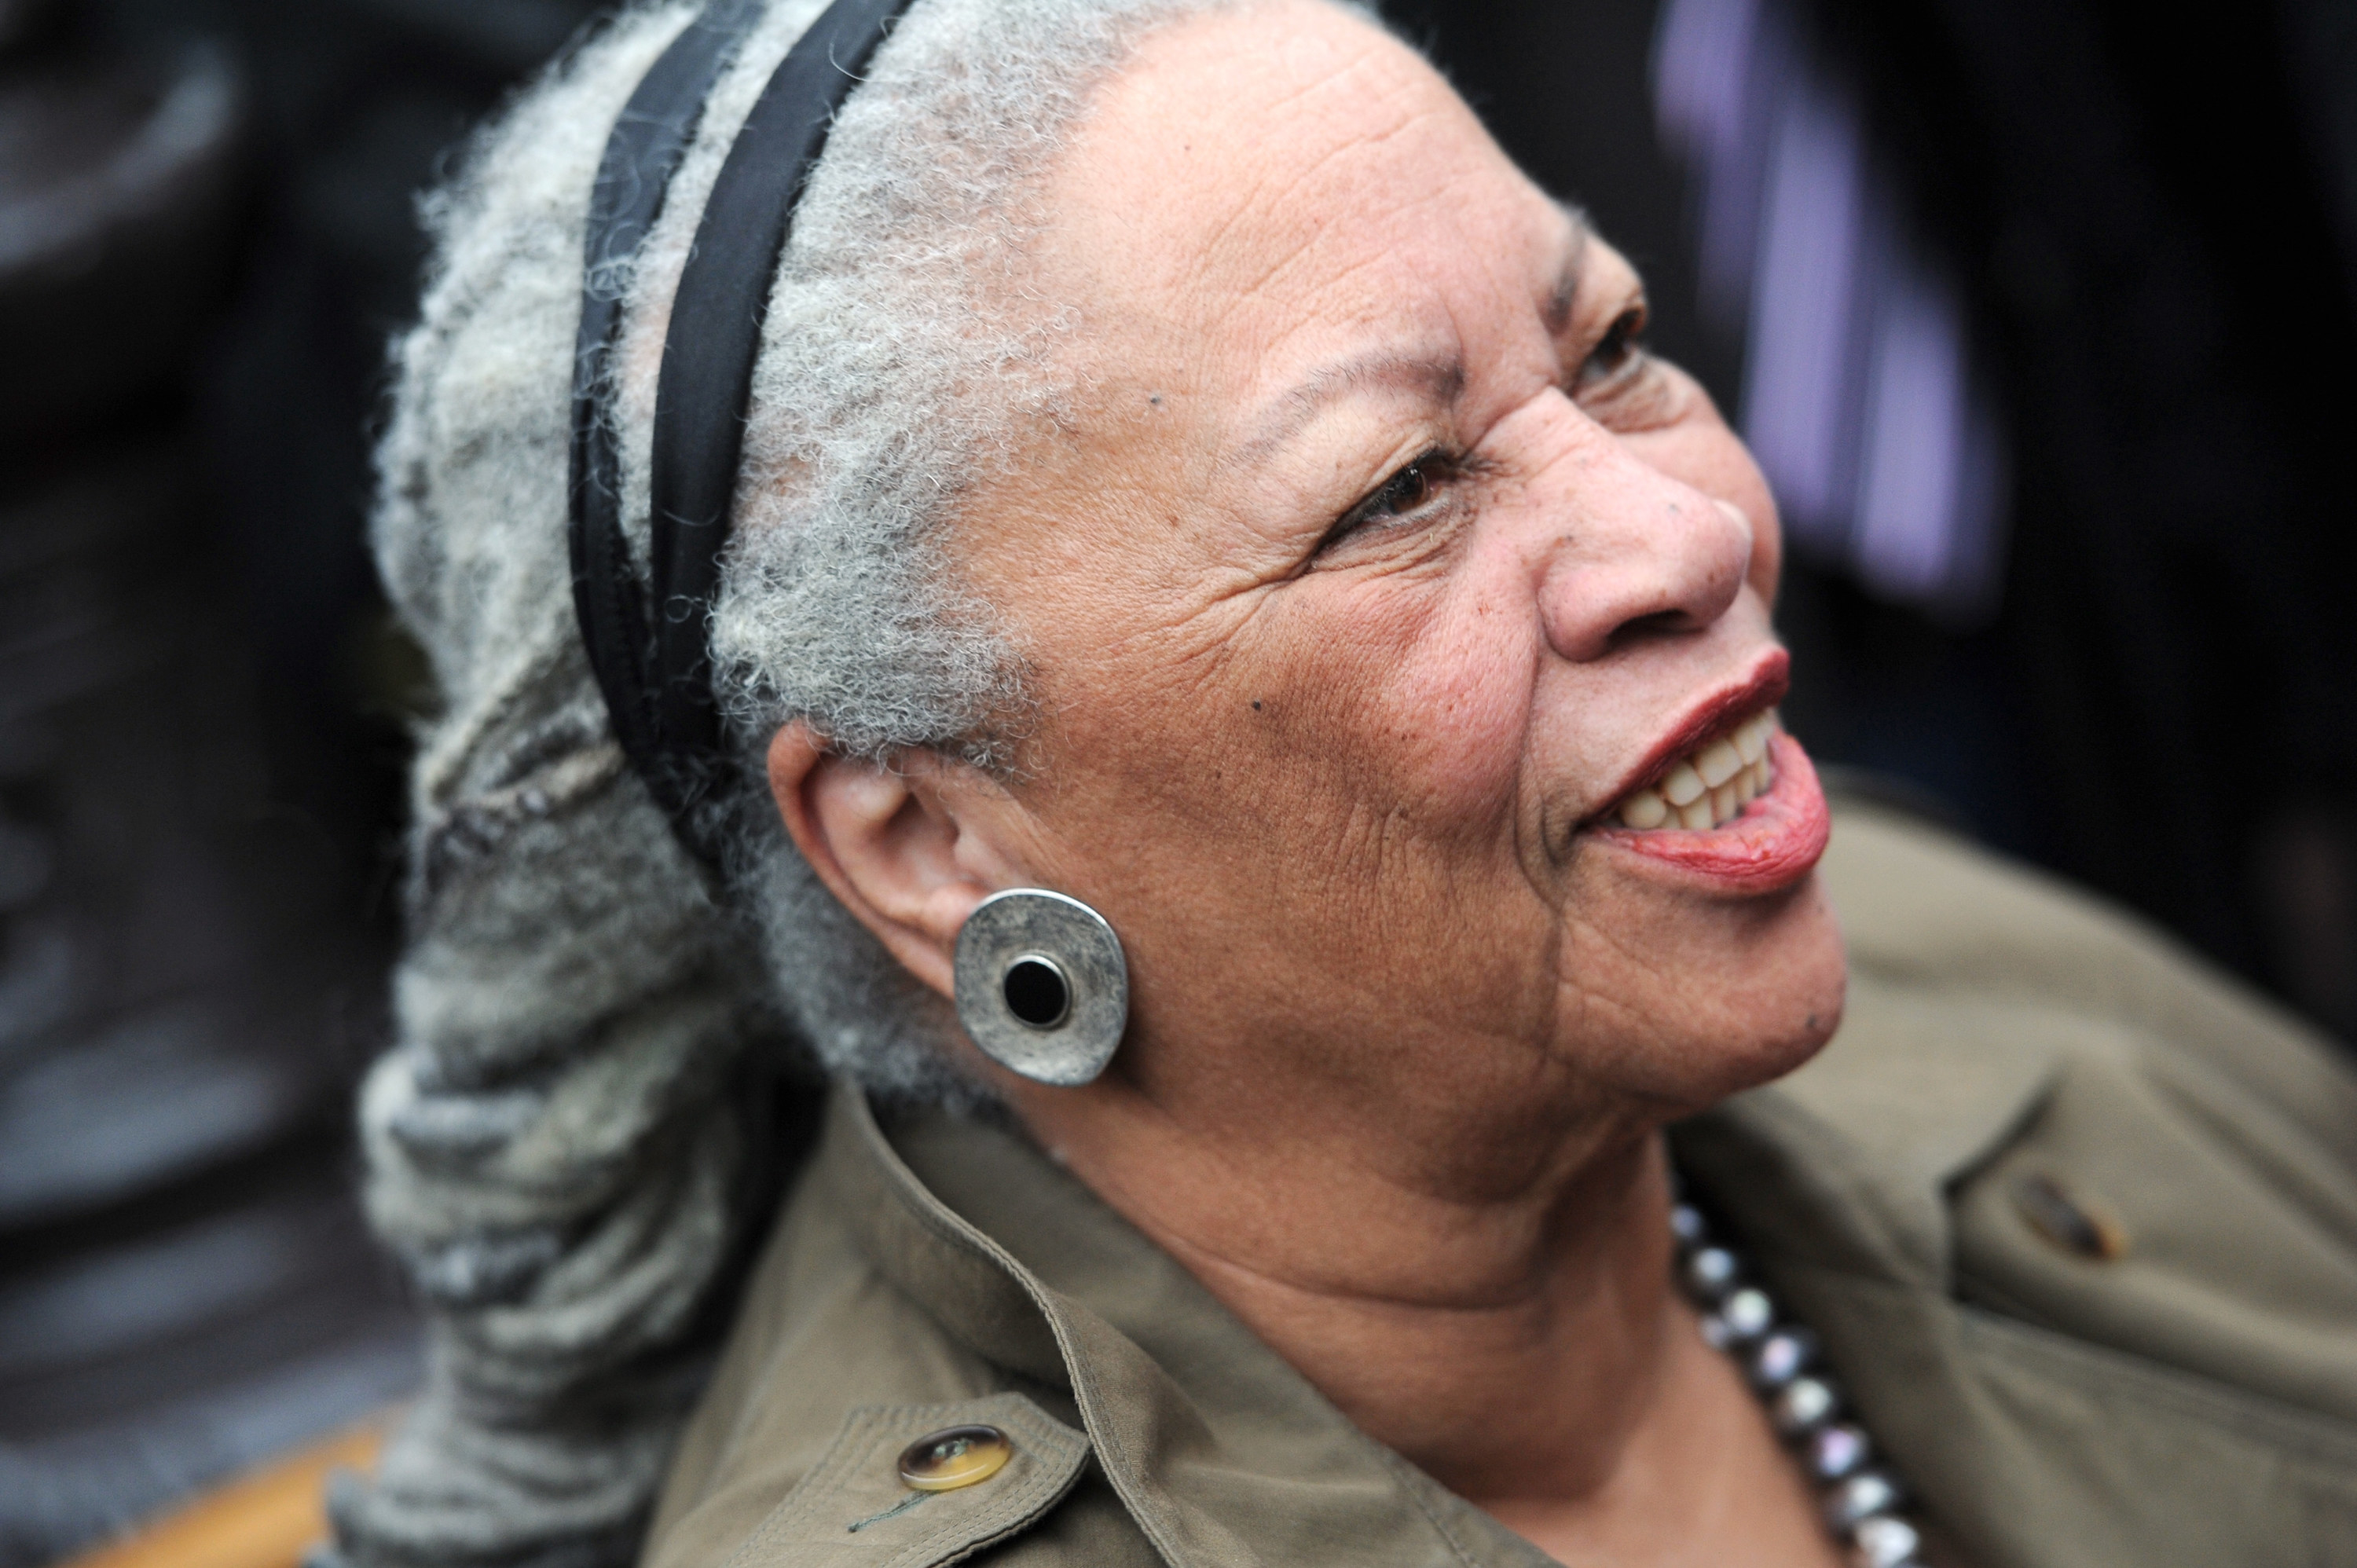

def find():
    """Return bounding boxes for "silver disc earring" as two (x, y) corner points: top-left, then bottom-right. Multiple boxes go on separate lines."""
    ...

(952, 889), (1128, 1086)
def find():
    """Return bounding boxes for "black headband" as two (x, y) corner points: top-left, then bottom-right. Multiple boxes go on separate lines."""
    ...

(568, 0), (919, 870)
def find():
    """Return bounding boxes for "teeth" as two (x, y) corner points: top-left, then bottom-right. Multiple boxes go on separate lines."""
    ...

(1619, 789), (1670, 830)
(1610, 709), (1780, 833)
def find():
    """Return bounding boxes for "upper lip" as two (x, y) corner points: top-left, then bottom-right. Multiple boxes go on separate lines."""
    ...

(1585, 648), (1791, 823)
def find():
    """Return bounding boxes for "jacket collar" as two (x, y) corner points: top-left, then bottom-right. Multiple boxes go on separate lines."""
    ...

(815, 1083), (1554, 1568)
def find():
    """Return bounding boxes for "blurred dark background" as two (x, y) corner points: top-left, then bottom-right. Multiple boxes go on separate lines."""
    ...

(1, 0), (2350, 1559)
(0, 0), (603, 1559)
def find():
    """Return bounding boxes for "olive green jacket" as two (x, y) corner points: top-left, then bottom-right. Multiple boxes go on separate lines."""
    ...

(642, 804), (2357, 1568)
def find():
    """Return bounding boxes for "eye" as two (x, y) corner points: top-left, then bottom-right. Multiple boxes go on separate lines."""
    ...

(1578, 305), (1648, 390)
(1319, 450), (1459, 554)
(1365, 456), (1443, 517)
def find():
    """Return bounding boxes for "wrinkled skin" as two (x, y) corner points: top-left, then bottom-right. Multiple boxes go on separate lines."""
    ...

(766, 1), (1850, 1560)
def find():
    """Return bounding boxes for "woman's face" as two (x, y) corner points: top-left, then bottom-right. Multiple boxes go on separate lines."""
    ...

(940, 0), (1845, 1141)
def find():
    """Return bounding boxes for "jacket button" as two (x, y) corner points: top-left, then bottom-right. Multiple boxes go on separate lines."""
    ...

(898, 1425), (1013, 1491)
(2011, 1171), (2128, 1262)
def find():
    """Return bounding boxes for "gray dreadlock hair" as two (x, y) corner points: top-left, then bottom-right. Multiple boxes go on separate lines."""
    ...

(335, 0), (1252, 1562)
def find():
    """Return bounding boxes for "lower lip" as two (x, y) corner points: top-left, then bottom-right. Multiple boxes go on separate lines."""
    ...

(1591, 732), (1831, 893)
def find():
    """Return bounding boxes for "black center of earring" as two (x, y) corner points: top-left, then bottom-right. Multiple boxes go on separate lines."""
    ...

(1003, 956), (1071, 1029)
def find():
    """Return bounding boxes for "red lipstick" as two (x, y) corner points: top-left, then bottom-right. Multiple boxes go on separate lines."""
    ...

(1597, 731), (1830, 894)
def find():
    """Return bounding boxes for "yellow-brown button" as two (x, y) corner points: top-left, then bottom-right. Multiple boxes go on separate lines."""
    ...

(897, 1425), (1012, 1492)
(2011, 1171), (2128, 1262)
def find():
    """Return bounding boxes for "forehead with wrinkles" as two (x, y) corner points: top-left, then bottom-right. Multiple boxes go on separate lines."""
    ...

(1047, 3), (1565, 372)
(1031, 0), (1584, 463)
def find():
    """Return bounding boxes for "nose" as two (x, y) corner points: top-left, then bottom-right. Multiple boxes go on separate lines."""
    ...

(1523, 410), (1754, 664)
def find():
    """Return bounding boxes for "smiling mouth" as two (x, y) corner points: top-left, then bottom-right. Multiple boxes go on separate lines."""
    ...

(1605, 708), (1780, 833)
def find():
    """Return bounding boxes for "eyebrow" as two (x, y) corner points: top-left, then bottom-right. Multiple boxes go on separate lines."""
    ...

(1230, 206), (1593, 471)
(1230, 351), (1467, 470)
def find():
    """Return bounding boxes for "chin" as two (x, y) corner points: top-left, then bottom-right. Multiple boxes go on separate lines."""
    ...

(1558, 858), (1849, 1114)
(1673, 875), (1848, 1105)
(1715, 964), (1846, 1096)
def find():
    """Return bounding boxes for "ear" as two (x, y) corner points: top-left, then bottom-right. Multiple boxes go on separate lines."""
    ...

(764, 721), (1025, 1001)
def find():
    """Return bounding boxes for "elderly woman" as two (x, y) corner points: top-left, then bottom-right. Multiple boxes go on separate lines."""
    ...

(332, 1), (2357, 1565)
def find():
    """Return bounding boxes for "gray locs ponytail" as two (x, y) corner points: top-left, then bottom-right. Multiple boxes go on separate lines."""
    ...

(333, 0), (1235, 1563)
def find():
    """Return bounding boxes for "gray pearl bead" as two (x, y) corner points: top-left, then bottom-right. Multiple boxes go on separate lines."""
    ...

(1720, 1286), (1774, 1340)
(1807, 1422), (1872, 1480)
(1749, 1327), (1816, 1388)
(1684, 1246), (1739, 1298)
(1772, 1376), (1838, 1436)
(1849, 1515), (1923, 1568)
(1824, 1471), (1901, 1531)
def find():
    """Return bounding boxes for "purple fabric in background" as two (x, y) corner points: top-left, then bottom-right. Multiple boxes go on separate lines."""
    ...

(1653, 0), (2008, 622)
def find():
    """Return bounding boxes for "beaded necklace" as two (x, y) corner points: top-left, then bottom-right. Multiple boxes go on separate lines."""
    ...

(1671, 1198), (1928, 1568)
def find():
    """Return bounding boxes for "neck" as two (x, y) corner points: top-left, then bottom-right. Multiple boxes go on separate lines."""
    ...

(1005, 1064), (1684, 1508)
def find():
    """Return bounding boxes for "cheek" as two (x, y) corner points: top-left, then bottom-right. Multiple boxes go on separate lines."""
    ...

(1042, 559), (1541, 908)
(1266, 569), (1538, 842)
(1553, 862), (1848, 1105)
(1015, 573), (1564, 1057)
